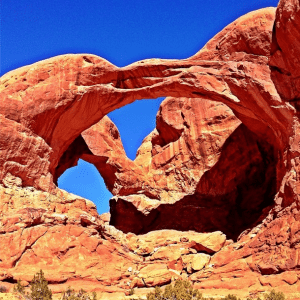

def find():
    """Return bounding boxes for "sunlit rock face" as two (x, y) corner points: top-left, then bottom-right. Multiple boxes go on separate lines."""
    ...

(87, 97), (276, 240)
(54, 96), (276, 240)
(2, 0), (300, 296)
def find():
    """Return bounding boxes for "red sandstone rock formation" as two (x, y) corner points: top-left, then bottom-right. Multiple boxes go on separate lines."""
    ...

(1, 7), (290, 193)
(2, 0), (300, 297)
(55, 95), (276, 239)
(0, 184), (227, 293)
(87, 98), (276, 240)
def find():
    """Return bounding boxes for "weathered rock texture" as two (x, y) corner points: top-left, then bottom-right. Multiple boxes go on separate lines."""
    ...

(1, 185), (300, 298)
(55, 96), (277, 240)
(0, 184), (227, 292)
(2, 0), (300, 296)
(93, 98), (277, 240)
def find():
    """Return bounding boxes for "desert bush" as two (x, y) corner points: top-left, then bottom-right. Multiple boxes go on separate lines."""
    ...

(61, 287), (97, 300)
(0, 285), (8, 293)
(224, 295), (240, 300)
(13, 279), (25, 294)
(30, 270), (52, 300)
(129, 288), (135, 296)
(263, 290), (285, 300)
(146, 279), (202, 300)
(146, 279), (288, 300)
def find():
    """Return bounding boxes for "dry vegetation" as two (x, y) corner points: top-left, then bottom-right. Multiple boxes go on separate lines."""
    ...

(0, 271), (289, 300)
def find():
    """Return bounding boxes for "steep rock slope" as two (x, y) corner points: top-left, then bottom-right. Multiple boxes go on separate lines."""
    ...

(57, 96), (276, 240)
(1, 184), (300, 298)
(83, 98), (276, 239)
(0, 7), (290, 195)
(1, 0), (300, 296)
(0, 184), (227, 293)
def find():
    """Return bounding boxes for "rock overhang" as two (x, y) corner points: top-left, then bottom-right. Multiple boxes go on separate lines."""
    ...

(1, 0), (300, 295)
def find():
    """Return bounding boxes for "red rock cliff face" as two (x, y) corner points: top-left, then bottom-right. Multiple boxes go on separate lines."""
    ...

(86, 97), (276, 240)
(55, 95), (276, 240)
(83, 98), (240, 199)
(2, 0), (300, 296)
(0, 7), (291, 193)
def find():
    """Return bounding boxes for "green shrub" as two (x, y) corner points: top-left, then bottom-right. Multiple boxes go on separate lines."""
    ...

(264, 290), (285, 300)
(129, 288), (135, 296)
(224, 295), (240, 300)
(146, 280), (288, 300)
(0, 285), (8, 293)
(13, 279), (25, 294)
(30, 270), (52, 300)
(13, 273), (98, 300)
(92, 291), (97, 300)
(146, 279), (202, 300)
(61, 287), (96, 300)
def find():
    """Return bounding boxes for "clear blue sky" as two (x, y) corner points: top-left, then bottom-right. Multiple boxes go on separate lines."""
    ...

(1, 0), (278, 214)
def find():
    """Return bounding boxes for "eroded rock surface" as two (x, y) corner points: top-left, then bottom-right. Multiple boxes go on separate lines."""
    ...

(0, 7), (291, 194)
(2, 0), (300, 297)
(101, 98), (276, 239)
(1, 185), (300, 298)
(0, 184), (225, 293)
(55, 95), (277, 239)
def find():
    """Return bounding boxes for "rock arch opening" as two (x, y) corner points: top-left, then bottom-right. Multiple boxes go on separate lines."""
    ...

(108, 97), (166, 160)
(55, 93), (278, 241)
(57, 159), (112, 214)
(107, 97), (278, 241)
(0, 5), (296, 244)
(56, 97), (166, 214)
(3, 1), (300, 291)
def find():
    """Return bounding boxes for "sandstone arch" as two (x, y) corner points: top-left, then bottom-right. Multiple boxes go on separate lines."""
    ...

(0, 7), (293, 193)
(2, 0), (300, 294)
(0, 3), (298, 221)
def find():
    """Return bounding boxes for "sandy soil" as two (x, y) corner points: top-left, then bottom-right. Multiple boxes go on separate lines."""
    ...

(0, 293), (23, 300)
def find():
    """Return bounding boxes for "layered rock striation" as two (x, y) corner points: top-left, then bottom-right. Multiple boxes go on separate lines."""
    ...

(104, 98), (276, 239)
(2, 0), (300, 296)
(54, 95), (277, 240)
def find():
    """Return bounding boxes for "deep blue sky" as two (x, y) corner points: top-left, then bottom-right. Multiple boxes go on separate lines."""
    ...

(2, 0), (278, 214)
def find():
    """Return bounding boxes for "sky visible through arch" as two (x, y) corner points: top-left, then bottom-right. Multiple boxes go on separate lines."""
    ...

(2, 0), (279, 214)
